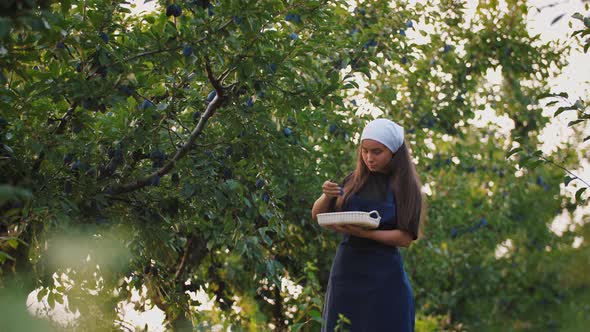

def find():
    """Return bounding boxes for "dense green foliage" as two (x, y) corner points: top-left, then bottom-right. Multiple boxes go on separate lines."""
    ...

(1, 0), (589, 331)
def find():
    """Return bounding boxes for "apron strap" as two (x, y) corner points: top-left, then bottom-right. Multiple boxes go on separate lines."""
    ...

(387, 189), (394, 203)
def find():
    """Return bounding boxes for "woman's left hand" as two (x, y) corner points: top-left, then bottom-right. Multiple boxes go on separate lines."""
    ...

(327, 225), (371, 238)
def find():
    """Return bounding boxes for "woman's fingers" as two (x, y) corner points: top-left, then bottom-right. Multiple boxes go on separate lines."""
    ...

(322, 180), (339, 190)
(324, 189), (341, 197)
(326, 225), (367, 237)
(322, 180), (342, 197)
(329, 225), (347, 233)
(326, 225), (338, 232)
(324, 225), (337, 231)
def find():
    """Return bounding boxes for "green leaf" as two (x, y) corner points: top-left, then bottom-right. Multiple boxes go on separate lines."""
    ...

(584, 43), (590, 54)
(537, 92), (555, 99)
(3, 144), (13, 154)
(0, 185), (32, 204)
(312, 297), (322, 306)
(309, 309), (321, 318)
(0, 18), (11, 39)
(290, 323), (304, 332)
(554, 106), (570, 117)
(7, 238), (18, 249)
(0, 251), (15, 263)
(551, 14), (565, 25)
(347, 81), (359, 89)
(224, 179), (241, 193)
(583, 135), (590, 142)
(37, 288), (48, 302)
(31, 142), (43, 154)
(242, 197), (252, 208)
(181, 183), (195, 199)
(47, 292), (56, 309)
(545, 100), (559, 107)
(572, 13), (585, 21)
(343, 80), (359, 89)
(258, 227), (272, 245)
(337, 313), (351, 324)
(506, 147), (522, 158)
(572, 29), (586, 37)
(564, 176), (575, 186)
(357, 66), (371, 80)
(528, 159), (544, 170)
(567, 119), (585, 127)
(575, 187), (587, 203)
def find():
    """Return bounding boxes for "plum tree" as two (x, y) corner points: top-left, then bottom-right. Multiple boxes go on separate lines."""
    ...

(0, 0), (587, 331)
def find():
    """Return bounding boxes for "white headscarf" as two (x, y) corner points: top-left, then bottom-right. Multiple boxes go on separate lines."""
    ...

(360, 118), (405, 153)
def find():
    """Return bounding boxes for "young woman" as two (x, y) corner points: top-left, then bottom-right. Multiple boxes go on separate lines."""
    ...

(312, 118), (425, 332)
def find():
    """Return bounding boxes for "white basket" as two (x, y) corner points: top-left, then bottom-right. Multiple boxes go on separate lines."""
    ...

(317, 210), (381, 229)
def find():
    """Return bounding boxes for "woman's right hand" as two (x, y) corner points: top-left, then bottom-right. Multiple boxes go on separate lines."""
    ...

(322, 180), (342, 198)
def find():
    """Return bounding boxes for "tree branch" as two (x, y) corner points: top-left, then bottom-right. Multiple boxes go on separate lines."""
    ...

(205, 56), (223, 93)
(219, 66), (236, 83)
(174, 236), (194, 282)
(53, 101), (79, 134)
(105, 61), (226, 195)
(104, 11), (273, 195)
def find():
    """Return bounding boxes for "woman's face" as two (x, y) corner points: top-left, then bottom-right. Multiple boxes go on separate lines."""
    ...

(361, 139), (393, 173)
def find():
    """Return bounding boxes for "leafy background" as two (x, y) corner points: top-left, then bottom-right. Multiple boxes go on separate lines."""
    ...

(1, 0), (589, 331)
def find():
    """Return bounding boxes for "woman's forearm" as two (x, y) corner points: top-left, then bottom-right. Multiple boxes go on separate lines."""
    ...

(366, 229), (413, 247)
(311, 194), (333, 220)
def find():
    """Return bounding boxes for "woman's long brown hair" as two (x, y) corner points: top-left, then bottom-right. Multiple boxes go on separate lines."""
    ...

(335, 140), (426, 239)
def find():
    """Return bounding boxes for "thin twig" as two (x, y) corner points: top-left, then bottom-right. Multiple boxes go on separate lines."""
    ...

(174, 236), (194, 282)
(126, 46), (183, 62)
(219, 66), (236, 82)
(170, 113), (191, 133)
(166, 124), (179, 148)
(8, 70), (13, 89)
(192, 141), (232, 148)
(53, 101), (79, 134)
(541, 156), (590, 188)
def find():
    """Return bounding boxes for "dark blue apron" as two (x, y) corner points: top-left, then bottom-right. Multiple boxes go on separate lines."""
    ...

(321, 190), (415, 332)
